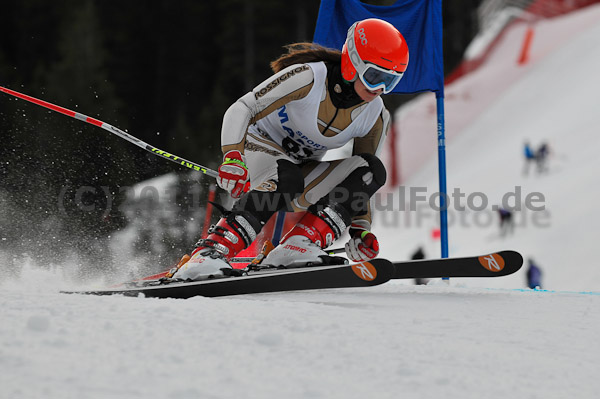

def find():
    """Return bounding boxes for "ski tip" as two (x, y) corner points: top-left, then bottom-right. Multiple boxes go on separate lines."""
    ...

(478, 250), (523, 274)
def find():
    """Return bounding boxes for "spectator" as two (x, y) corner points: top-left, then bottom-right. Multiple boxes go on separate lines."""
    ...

(536, 141), (550, 174)
(411, 246), (428, 285)
(526, 258), (543, 289)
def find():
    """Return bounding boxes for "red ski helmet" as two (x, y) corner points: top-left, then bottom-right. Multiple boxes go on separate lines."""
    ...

(341, 18), (409, 94)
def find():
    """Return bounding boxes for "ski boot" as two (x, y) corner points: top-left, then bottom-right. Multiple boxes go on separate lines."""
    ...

(172, 212), (261, 281)
(262, 205), (350, 268)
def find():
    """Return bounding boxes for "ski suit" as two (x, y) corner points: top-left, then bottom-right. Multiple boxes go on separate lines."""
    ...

(221, 61), (390, 231)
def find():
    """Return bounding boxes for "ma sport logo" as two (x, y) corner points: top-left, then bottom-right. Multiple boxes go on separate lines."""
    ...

(478, 253), (505, 272)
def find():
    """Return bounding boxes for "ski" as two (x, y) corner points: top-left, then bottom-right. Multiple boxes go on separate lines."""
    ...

(62, 259), (394, 299)
(392, 250), (523, 279)
(61, 250), (522, 299)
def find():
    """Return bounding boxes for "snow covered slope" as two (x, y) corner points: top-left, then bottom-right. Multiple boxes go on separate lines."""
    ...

(378, 4), (600, 291)
(1, 263), (598, 399)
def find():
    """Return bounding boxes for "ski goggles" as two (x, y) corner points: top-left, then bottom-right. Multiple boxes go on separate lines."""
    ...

(359, 63), (403, 94)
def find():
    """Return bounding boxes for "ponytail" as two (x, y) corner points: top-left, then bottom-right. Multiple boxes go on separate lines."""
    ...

(270, 42), (341, 73)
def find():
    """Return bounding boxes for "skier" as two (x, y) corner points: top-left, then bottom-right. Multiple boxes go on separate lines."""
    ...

(498, 207), (514, 237)
(523, 141), (536, 176)
(172, 18), (409, 280)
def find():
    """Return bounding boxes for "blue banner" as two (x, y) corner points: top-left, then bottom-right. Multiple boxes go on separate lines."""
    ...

(313, 0), (444, 94)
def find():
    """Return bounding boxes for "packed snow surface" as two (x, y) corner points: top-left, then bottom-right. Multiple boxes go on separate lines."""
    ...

(2, 6), (600, 399)
(1, 264), (598, 399)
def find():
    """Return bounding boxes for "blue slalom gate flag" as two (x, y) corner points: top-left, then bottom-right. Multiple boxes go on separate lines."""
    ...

(313, 0), (449, 262)
(313, 0), (444, 95)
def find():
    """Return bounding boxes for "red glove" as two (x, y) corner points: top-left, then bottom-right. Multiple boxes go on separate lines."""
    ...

(217, 150), (250, 198)
(345, 224), (379, 262)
